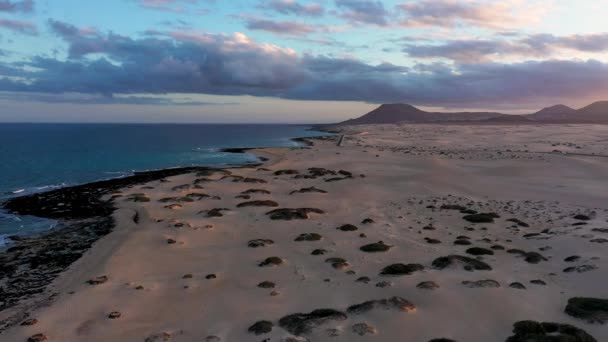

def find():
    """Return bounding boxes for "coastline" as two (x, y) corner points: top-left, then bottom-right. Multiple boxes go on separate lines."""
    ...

(0, 135), (327, 330)
(1, 124), (607, 341)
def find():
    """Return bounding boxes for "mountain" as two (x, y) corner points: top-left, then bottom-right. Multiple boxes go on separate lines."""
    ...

(333, 101), (608, 126)
(578, 101), (608, 117)
(528, 104), (577, 121)
(339, 104), (427, 125)
(338, 103), (507, 125)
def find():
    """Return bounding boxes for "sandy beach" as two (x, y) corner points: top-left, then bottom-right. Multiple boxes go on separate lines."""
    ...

(2, 124), (608, 341)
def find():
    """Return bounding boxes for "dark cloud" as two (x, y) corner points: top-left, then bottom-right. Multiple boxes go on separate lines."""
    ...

(405, 33), (608, 62)
(334, 0), (389, 26)
(0, 18), (37, 35)
(0, 0), (33, 13)
(259, 0), (324, 17)
(2, 22), (608, 109)
(241, 16), (317, 35)
(0, 92), (239, 106)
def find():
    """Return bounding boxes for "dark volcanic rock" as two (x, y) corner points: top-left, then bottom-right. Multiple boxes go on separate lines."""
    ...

(462, 213), (499, 223)
(237, 200), (279, 208)
(258, 281), (276, 289)
(20, 318), (38, 326)
(4, 166), (217, 221)
(361, 218), (375, 224)
(376, 281), (393, 288)
(360, 241), (392, 253)
(108, 311), (122, 319)
(509, 282), (526, 290)
(274, 169), (299, 176)
(325, 257), (350, 270)
(432, 255), (492, 271)
(242, 189), (271, 195)
(259, 257), (284, 267)
(336, 224), (359, 232)
(505, 320), (597, 342)
(462, 279), (500, 288)
(126, 194), (151, 203)
(352, 322), (377, 336)
(87, 275), (109, 285)
(266, 208), (325, 220)
(347, 297), (416, 314)
(380, 263), (424, 276)
(27, 334), (48, 342)
(565, 255), (581, 262)
(565, 297), (608, 324)
(242, 177), (268, 184)
(507, 218), (530, 227)
(524, 252), (547, 264)
(295, 233), (323, 242)
(564, 265), (597, 273)
(248, 239), (274, 248)
(201, 208), (231, 217)
(278, 309), (347, 336)
(425, 237), (442, 244)
(356, 276), (371, 284)
(311, 249), (328, 256)
(417, 281), (440, 290)
(186, 193), (211, 201)
(441, 204), (467, 211)
(144, 332), (172, 342)
(248, 320), (274, 335)
(530, 279), (547, 286)
(573, 214), (591, 221)
(466, 247), (494, 256)
(290, 187), (328, 195)
(454, 239), (472, 246)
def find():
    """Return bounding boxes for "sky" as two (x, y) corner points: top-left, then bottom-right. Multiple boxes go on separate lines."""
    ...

(0, 0), (607, 123)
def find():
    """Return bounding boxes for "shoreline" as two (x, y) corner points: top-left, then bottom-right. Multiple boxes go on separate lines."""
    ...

(1, 124), (607, 341)
(0, 135), (328, 329)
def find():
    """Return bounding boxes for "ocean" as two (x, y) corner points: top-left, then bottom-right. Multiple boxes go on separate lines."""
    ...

(0, 123), (327, 244)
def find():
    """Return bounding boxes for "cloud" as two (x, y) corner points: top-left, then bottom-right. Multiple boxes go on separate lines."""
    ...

(404, 32), (608, 62)
(259, 0), (324, 17)
(335, 0), (389, 26)
(2, 22), (608, 109)
(396, 0), (548, 29)
(0, 19), (37, 35)
(240, 16), (317, 35)
(133, 0), (199, 13)
(0, 0), (33, 13)
(0, 92), (239, 105)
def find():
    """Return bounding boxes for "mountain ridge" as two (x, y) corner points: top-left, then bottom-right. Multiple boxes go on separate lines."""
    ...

(335, 101), (608, 125)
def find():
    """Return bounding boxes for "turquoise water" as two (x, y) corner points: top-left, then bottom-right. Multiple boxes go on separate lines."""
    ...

(0, 124), (327, 243)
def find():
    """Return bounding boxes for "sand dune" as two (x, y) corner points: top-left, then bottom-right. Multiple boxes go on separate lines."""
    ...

(2, 124), (608, 341)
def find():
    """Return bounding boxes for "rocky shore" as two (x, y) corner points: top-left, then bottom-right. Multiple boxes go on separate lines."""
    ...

(0, 166), (256, 329)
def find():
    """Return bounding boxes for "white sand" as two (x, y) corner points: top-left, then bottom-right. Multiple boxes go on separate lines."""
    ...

(3, 124), (608, 341)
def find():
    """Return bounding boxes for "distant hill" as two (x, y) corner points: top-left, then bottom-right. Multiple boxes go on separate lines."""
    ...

(578, 101), (608, 117)
(528, 104), (578, 121)
(339, 103), (507, 125)
(333, 101), (608, 125)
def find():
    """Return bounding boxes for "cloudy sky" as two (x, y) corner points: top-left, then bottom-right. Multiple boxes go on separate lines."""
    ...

(0, 0), (607, 123)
